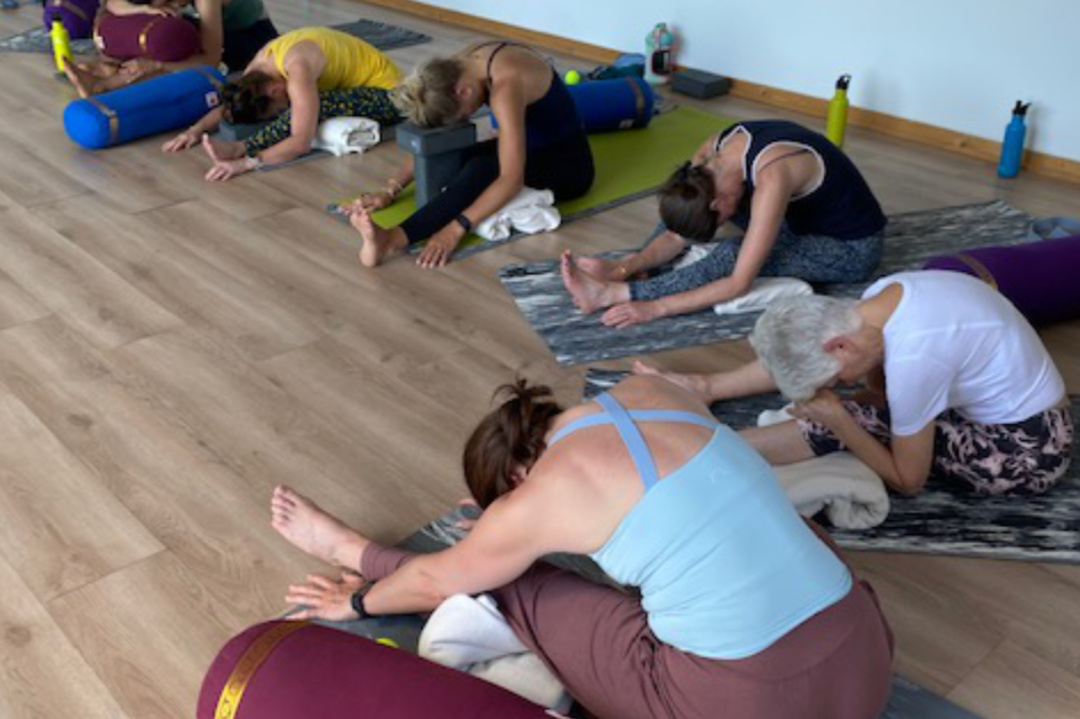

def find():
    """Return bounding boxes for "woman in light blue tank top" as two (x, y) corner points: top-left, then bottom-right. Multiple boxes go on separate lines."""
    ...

(273, 375), (894, 718)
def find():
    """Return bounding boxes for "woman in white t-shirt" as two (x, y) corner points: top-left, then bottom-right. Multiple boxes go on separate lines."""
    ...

(637, 270), (1073, 496)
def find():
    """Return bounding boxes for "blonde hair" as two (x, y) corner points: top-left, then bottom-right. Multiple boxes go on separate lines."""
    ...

(393, 58), (466, 127)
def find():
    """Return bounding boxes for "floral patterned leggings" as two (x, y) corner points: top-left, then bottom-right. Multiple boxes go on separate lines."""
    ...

(243, 87), (400, 155)
(798, 401), (1075, 496)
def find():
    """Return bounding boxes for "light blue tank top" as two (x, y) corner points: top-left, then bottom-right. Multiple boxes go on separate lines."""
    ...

(550, 392), (852, 660)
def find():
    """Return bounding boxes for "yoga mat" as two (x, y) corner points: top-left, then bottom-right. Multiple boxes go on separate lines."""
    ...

(327, 105), (735, 260)
(0, 16), (429, 55)
(0, 25), (95, 54)
(322, 503), (981, 718)
(585, 368), (1080, 564)
(500, 199), (1036, 365)
(330, 18), (430, 52)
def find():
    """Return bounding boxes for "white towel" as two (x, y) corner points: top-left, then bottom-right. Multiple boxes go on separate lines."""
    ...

(311, 117), (381, 156)
(475, 188), (561, 241)
(758, 407), (891, 529)
(419, 593), (573, 714)
(712, 277), (814, 316)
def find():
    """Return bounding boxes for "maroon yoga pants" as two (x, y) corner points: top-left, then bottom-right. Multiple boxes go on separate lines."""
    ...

(362, 523), (894, 719)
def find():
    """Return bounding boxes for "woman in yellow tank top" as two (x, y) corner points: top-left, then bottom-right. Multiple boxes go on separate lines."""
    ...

(162, 27), (402, 182)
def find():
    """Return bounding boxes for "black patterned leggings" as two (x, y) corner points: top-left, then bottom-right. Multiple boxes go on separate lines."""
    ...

(798, 401), (1075, 496)
(244, 87), (401, 155)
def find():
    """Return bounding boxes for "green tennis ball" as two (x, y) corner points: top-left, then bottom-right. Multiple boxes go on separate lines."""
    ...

(375, 637), (399, 649)
(565, 69), (582, 85)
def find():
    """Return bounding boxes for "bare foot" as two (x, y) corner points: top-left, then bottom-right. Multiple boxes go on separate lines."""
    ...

(561, 250), (626, 313)
(201, 133), (246, 163)
(62, 58), (99, 99)
(350, 210), (406, 267)
(270, 485), (368, 570)
(576, 256), (631, 281)
(632, 360), (714, 401)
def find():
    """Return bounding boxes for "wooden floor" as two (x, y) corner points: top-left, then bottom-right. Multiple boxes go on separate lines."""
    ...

(0, 1), (1078, 717)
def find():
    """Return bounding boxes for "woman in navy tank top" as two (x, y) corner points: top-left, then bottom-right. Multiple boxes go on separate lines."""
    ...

(562, 120), (886, 327)
(346, 41), (595, 269)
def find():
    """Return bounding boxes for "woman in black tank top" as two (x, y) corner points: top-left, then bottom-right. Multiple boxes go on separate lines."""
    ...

(561, 120), (885, 328)
(345, 40), (594, 269)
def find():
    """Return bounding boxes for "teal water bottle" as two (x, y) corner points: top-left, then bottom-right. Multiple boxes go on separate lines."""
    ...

(644, 23), (674, 85)
(997, 100), (1030, 179)
(825, 74), (851, 148)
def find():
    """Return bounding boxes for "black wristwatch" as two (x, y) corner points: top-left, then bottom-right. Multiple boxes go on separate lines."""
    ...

(455, 213), (473, 233)
(350, 579), (377, 620)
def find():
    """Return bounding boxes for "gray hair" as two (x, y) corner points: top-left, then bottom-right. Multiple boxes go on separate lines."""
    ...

(393, 58), (465, 127)
(749, 295), (863, 402)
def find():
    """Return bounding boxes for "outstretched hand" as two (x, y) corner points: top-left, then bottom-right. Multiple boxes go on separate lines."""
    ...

(341, 191), (394, 215)
(205, 158), (253, 182)
(416, 223), (464, 269)
(601, 300), (663, 329)
(162, 131), (199, 153)
(285, 572), (367, 621)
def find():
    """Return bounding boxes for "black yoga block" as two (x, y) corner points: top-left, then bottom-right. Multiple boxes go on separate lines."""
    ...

(671, 69), (732, 99)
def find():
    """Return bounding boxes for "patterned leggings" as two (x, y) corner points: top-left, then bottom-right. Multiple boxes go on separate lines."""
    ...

(798, 401), (1075, 495)
(243, 87), (400, 155)
(628, 225), (884, 302)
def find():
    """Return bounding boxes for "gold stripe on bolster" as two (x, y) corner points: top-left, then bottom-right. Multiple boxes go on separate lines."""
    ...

(624, 76), (646, 126)
(954, 252), (999, 291)
(214, 622), (310, 719)
(192, 66), (224, 92)
(55, 0), (90, 24)
(84, 96), (120, 145)
(138, 16), (163, 55)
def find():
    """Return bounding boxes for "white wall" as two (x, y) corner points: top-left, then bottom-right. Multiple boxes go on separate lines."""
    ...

(424, 0), (1080, 163)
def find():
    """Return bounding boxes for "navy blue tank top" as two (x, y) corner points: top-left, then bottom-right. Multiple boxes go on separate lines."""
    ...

(485, 42), (585, 150)
(718, 120), (886, 240)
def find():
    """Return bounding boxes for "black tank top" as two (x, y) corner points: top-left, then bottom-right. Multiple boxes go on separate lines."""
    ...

(718, 120), (886, 240)
(482, 41), (585, 150)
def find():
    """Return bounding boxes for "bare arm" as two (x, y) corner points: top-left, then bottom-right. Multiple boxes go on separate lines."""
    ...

(617, 231), (688, 276)
(457, 78), (529, 227)
(792, 391), (935, 495)
(252, 56), (321, 166)
(649, 175), (792, 318)
(362, 484), (562, 615)
(160, 0), (225, 70)
(690, 133), (721, 165)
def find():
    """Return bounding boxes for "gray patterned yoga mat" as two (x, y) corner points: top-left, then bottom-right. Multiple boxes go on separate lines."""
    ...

(0, 25), (96, 55)
(500, 200), (1035, 365)
(324, 504), (981, 718)
(330, 18), (431, 52)
(585, 368), (1080, 563)
(0, 17), (429, 55)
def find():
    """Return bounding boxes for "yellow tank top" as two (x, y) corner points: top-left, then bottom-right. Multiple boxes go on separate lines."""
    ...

(265, 28), (401, 92)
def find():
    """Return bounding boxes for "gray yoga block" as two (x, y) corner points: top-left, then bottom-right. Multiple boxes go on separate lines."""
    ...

(396, 121), (479, 208)
(671, 69), (732, 99)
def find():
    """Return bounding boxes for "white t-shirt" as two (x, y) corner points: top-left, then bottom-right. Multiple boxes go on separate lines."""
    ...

(864, 271), (1065, 436)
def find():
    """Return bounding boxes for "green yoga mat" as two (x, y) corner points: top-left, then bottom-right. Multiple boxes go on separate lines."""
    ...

(334, 105), (734, 259)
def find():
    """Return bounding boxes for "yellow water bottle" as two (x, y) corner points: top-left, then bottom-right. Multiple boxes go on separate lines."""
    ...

(50, 14), (73, 74)
(825, 74), (851, 148)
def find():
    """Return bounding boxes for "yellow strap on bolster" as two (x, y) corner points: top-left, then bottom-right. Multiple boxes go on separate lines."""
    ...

(954, 252), (999, 291)
(192, 66), (224, 92)
(84, 96), (119, 145)
(214, 621), (310, 719)
(138, 16), (164, 55)
(625, 76), (646, 127)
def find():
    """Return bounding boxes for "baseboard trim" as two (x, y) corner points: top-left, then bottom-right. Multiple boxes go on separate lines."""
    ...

(362, 0), (1080, 185)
